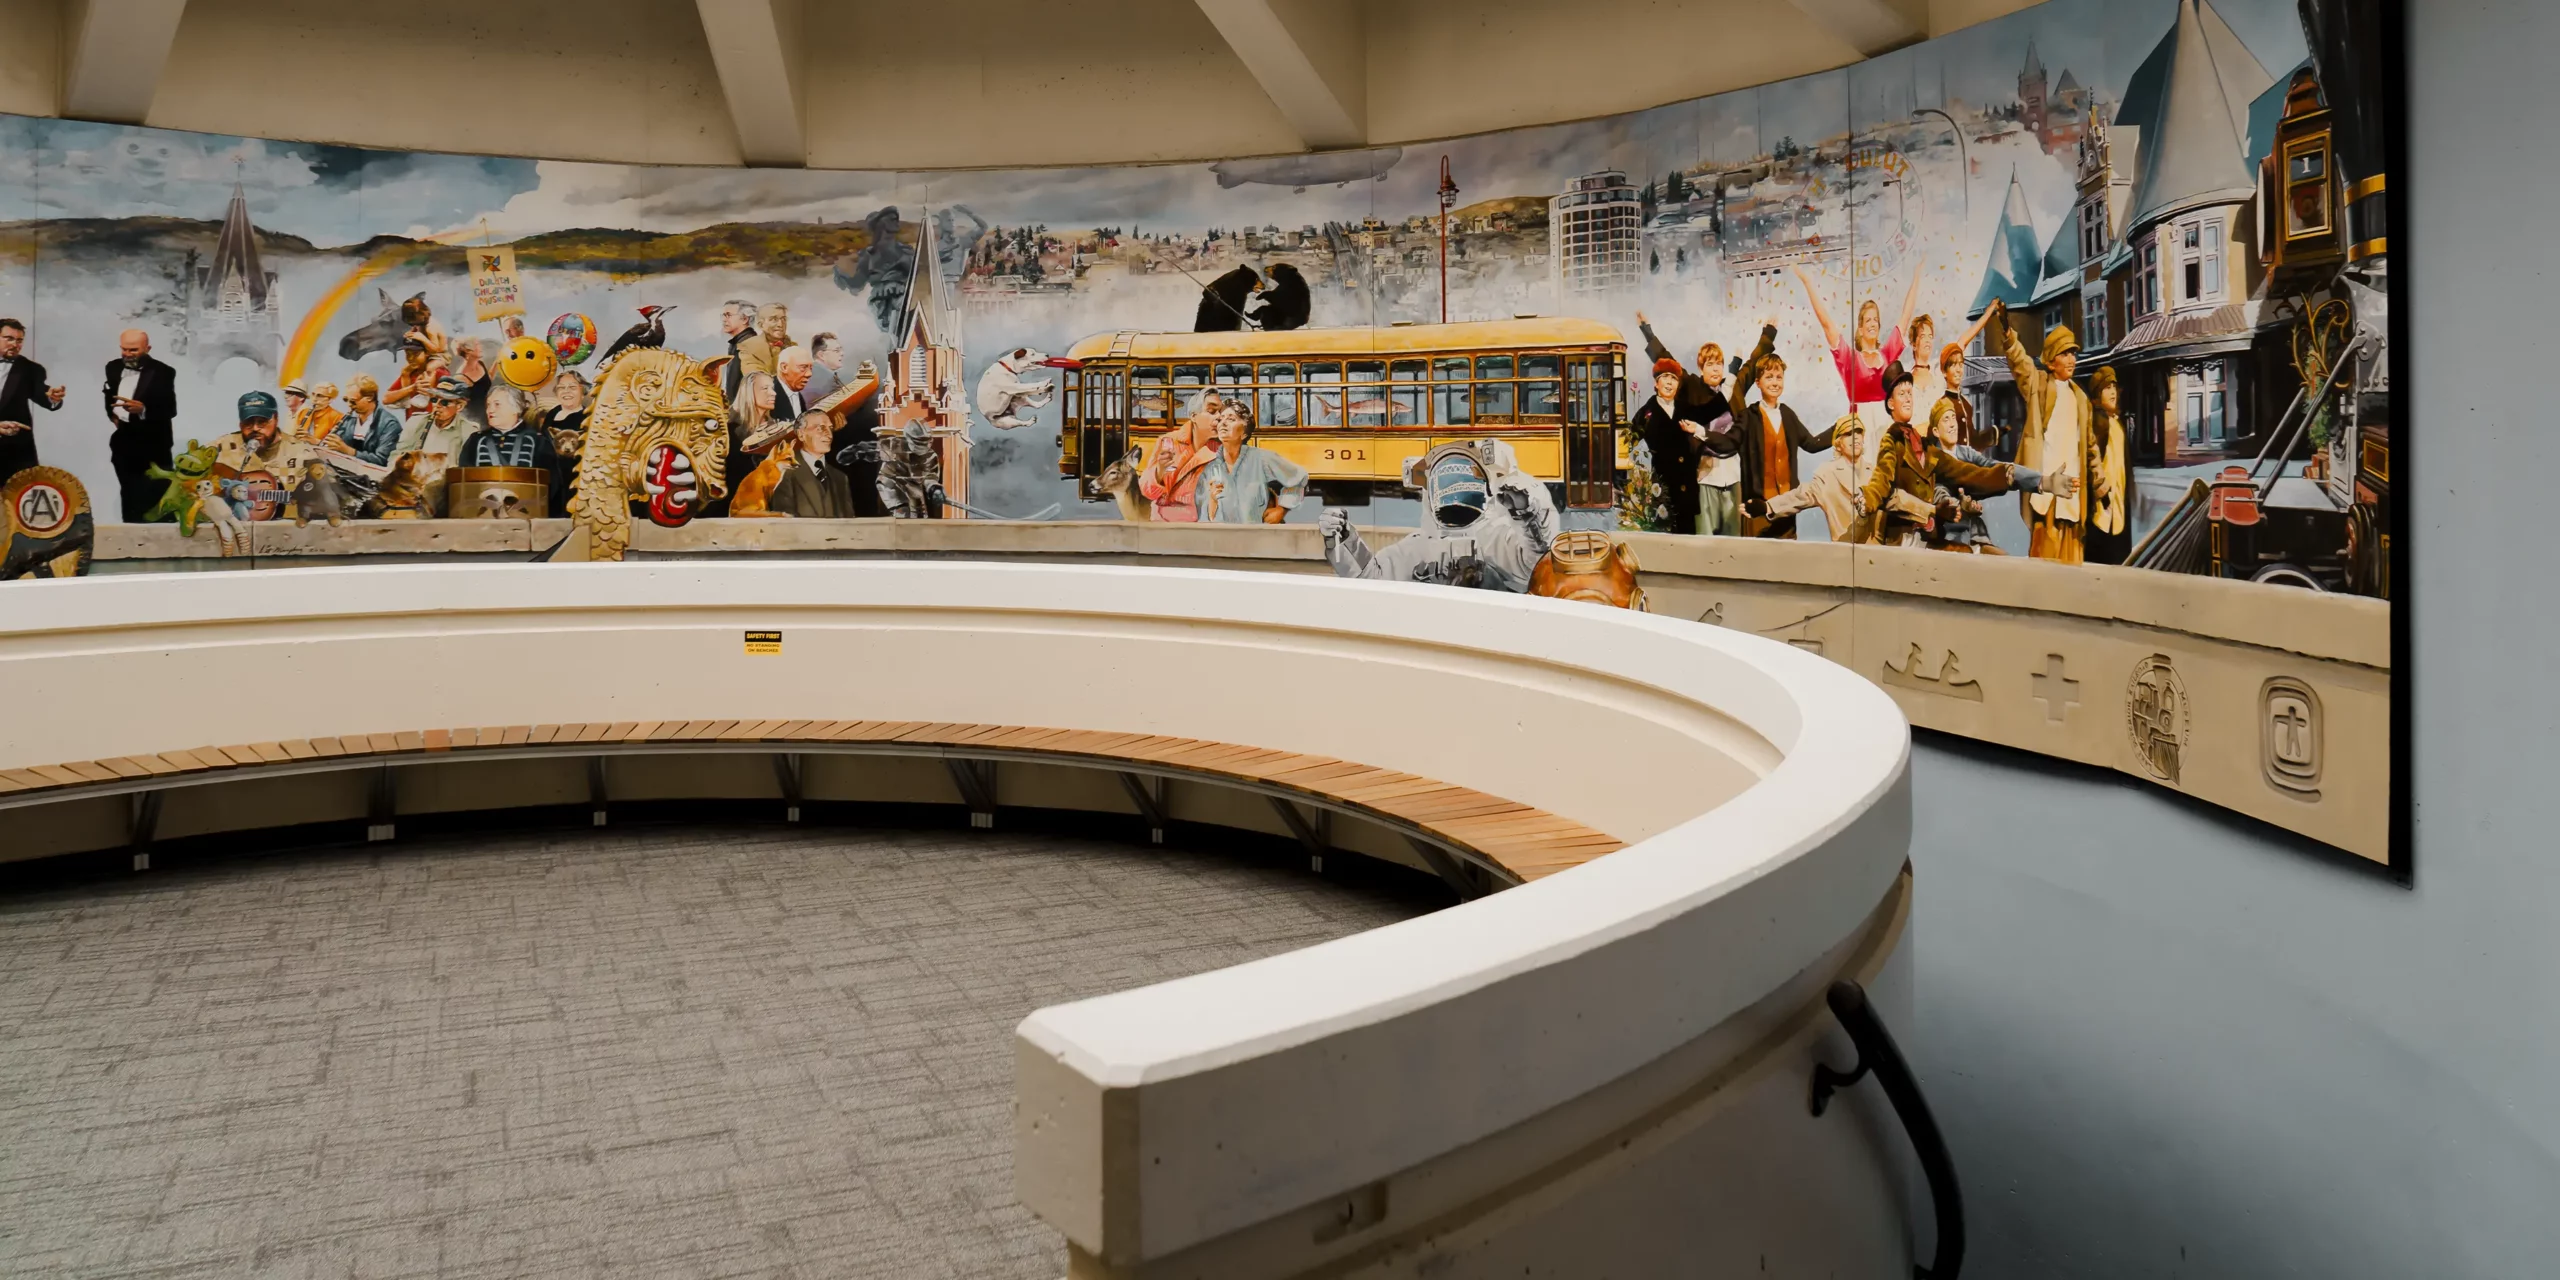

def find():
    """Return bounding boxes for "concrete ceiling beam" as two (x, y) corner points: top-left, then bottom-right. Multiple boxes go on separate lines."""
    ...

(694, 0), (806, 167)
(1786, 0), (1929, 57)
(1194, 0), (1366, 151)
(60, 0), (189, 125)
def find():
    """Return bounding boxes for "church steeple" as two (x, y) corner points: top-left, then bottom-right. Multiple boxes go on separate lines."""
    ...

(207, 182), (271, 310)
(2020, 36), (2051, 138)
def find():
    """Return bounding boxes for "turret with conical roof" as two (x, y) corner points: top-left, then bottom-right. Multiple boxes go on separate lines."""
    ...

(2118, 0), (2274, 233)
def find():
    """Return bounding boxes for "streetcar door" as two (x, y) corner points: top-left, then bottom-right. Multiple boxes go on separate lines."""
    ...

(1564, 355), (1618, 509)
(1077, 366), (1126, 499)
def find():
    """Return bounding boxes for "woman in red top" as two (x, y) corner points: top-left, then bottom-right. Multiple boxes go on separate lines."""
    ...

(1794, 259), (1925, 429)
(1141, 395), (1223, 522)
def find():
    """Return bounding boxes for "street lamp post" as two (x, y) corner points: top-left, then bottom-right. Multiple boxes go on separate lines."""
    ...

(1913, 107), (1970, 227)
(1438, 156), (1460, 325)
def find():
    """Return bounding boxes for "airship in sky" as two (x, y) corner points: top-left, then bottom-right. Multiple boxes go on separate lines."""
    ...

(1209, 147), (1404, 192)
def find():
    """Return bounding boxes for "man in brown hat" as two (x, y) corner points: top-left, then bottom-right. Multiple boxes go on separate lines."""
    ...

(1990, 299), (2096, 563)
(2084, 365), (2132, 564)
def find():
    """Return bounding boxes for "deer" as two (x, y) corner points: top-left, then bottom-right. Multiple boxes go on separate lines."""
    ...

(1096, 446), (1150, 521)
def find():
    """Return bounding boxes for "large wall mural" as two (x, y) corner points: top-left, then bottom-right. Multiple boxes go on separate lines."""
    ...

(0, 0), (2402, 865)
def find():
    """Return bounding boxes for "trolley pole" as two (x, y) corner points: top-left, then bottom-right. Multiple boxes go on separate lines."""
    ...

(1438, 156), (1459, 324)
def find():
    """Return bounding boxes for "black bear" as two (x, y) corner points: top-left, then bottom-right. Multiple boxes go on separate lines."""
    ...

(1193, 266), (1263, 332)
(1248, 263), (1311, 332)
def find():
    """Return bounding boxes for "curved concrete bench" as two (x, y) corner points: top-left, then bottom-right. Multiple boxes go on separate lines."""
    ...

(0, 562), (1916, 1277)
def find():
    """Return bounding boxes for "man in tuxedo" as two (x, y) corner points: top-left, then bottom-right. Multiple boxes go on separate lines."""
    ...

(102, 329), (178, 522)
(0, 317), (68, 485)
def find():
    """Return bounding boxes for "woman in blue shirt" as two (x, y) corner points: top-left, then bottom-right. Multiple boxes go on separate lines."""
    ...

(1195, 403), (1306, 524)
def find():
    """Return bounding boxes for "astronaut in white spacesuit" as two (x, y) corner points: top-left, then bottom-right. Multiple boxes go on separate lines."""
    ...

(1320, 439), (1557, 592)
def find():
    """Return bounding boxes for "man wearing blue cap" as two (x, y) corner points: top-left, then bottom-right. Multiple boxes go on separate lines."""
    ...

(210, 390), (318, 521)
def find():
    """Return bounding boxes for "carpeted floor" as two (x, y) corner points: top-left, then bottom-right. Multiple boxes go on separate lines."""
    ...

(0, 824), (1433, 1279)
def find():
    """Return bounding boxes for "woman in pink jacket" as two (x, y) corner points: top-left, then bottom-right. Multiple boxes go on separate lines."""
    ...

(1140, 397), (1223, 521)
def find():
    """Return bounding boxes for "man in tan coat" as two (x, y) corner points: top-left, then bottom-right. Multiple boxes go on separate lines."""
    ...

(1990, 300), (2099, 563)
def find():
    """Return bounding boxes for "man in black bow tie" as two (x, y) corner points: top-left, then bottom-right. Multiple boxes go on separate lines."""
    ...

(0, 317), (66, 487)
(102, 329), (178, 523)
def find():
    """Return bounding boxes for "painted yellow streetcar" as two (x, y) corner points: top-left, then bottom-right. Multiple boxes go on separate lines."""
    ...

(1056, 319), (1630, 510)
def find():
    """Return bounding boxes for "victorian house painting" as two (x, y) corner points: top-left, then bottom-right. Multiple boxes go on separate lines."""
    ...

(1961, 0), (2389, 595)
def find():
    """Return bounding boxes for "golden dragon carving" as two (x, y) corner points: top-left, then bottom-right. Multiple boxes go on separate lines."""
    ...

(545, 347), (733, 562)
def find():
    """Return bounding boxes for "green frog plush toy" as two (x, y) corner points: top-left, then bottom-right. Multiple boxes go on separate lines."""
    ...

(143, 440), (220, 534)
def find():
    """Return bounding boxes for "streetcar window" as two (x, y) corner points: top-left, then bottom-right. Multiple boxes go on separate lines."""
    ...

(1391, 360), (1428, 425)
(1434, 356), (1472, 426)
(1521, 353), (1562, 420)
(1346, 361), (1388, 427)
(1131, 365), (1171, 423)
(1215, 362), (1253, 389)
(1474, 354), (1515, 423)
(1564, 358), (1590, 425)
(1172, 364), (1212, 418)
(1258, 362), (1298, 428)
(1304, 361), (1344, 427)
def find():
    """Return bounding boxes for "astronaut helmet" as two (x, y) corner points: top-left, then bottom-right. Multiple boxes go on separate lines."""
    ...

(1468, 438), (1525, 480)
(1418, 442), (1492, 530)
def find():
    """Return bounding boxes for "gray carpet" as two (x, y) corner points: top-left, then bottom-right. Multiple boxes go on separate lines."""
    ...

(0, 825), (1430, 1278)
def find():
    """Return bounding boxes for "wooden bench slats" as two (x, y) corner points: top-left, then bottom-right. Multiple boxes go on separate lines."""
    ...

(0, 720), (1627, 880)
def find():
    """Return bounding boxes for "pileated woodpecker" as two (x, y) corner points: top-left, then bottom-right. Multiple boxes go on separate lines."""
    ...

(597, 304), (674, 365)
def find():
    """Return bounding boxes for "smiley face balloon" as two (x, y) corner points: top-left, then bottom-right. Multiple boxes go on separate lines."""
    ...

(497, 335), (560, 391)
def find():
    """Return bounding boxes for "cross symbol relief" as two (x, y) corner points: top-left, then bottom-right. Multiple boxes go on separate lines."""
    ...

(2032, 654), (2081, 723)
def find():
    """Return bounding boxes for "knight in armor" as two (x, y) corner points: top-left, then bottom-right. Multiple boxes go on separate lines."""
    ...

(1321, 440), (1556, 592)
(870, 414), (947, 519)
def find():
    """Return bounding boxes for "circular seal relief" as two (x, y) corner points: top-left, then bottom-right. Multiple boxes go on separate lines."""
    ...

(7, 466), (86, 539)
(2125, 654), (2191, 785)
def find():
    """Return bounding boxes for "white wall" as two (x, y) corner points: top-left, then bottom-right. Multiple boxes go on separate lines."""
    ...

(1905, 6), (2560, 1274)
